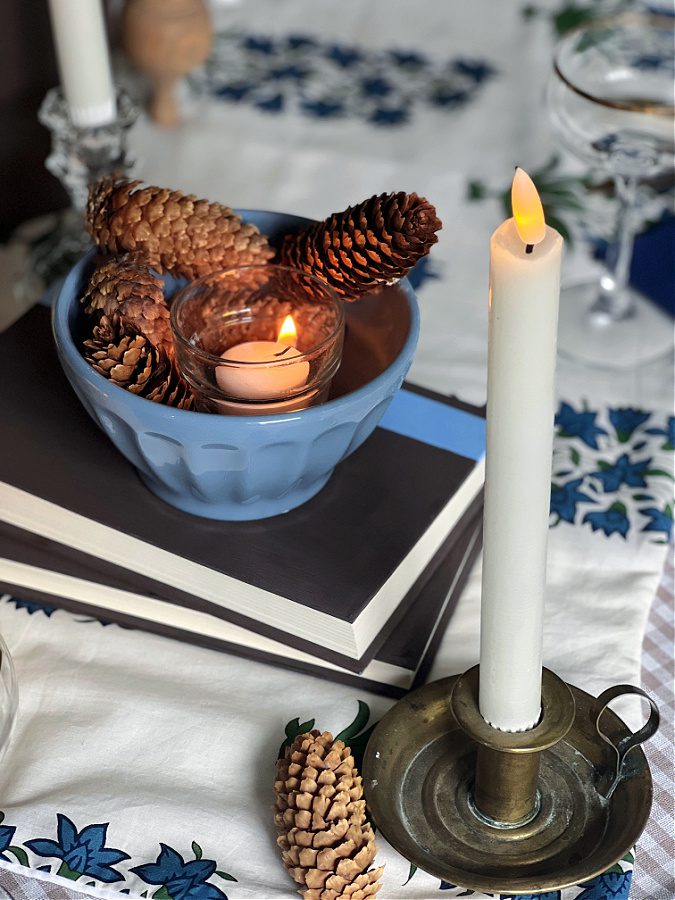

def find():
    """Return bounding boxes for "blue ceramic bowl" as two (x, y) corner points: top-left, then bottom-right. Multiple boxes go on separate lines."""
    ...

(52, 211), (420, 520)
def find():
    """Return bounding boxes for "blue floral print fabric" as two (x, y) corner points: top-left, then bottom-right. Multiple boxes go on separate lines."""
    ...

(199, 32), (496, 126)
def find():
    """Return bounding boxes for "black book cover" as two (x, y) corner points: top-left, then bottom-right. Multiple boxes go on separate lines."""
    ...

(0, 307), (484, 666)
(0, 511), (482, 697)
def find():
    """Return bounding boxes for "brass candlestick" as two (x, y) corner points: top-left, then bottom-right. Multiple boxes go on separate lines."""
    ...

(363, 666), (658, 895)
(453, 667), (576, 828)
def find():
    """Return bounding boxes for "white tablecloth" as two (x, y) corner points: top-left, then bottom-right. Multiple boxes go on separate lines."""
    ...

(0, 1), (673, 898)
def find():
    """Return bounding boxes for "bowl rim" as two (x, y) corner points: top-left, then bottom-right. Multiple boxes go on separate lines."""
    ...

(52, 212), (421, 426)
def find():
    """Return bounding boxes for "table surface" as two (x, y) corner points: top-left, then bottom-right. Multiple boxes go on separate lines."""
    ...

(0, 1), (673, 899)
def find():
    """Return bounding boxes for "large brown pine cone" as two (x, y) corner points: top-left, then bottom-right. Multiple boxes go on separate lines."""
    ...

(280, 192), (442, 300)
(86, 178), (275, 279)
(274, 731), (383, 900)
(83, 313), (194, 409)
(82, 256), (173, 356)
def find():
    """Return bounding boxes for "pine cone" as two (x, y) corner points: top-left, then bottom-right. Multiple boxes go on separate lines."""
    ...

(280, 192), (442, 301)
(274, 731), (383, 900)
(86, 178), (275, 279)
(82, 256), (173, 356)
(83, 313), (194, 409)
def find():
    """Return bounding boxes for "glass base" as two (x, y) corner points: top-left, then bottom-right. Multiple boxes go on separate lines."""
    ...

(10, 209), (92, 310)
(203, 385), (323, 416)
(558, 281), (674, 369)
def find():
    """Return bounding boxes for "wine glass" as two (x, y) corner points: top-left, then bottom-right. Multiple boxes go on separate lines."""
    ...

(0, 633), (18, 766)
(547, 13), (674, 368)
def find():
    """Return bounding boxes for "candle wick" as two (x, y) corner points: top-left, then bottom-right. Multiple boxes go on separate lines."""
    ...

(274, 346), (294, 357)
(525, 244), (534, 255)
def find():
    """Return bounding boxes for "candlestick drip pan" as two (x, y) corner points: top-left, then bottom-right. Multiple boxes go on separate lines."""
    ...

(362, 669), (657, 895)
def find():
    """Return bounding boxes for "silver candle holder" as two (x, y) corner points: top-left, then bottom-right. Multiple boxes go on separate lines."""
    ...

(14, 86), (138, 307)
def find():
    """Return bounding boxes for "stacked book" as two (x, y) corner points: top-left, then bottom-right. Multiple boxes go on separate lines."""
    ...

(0, 307), (485, 696)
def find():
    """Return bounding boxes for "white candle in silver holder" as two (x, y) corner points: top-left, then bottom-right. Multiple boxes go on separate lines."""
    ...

(47, 0), (117, 127)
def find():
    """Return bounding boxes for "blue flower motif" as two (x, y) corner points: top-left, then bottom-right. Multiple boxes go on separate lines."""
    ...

(326, 44), (361, 68)
(608, 407), (651, 442)
(0, 822), (16, 862)
(301, 98), (345, 118)
(243, 35), (276, 55)
(215, 83), (252, 102)
(407, 256), (441, 290)
(592, 453), (651, 492)
(453, 58), (496, 82)
(555, 402), (607, 449)
(430, 86), (470, 107)
(361, 77), (393, 97)
(640, 505), (673, 541)
(646, 415), (675, 450)
(7, 596), (55, 616)
(583, 503), (630, 538)
(269, 64), (308, 81)
(550, 478), (594, 523)
(389, 50), (428, 68)
(576, 870), (632, 899)
(255, 93), (284, 113)
(25, 814), (130, 882)
(632, 54), (674, 71)
(369, 106), (409, 126)
(131, 844), (230, 900)
(286, 35), (318, 51)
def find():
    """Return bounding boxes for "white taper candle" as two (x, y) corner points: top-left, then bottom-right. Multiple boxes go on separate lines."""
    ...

(47, 0), (117, 127)
(479, 169), (563, 733)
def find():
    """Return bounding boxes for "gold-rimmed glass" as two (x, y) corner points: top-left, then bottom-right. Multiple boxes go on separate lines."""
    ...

(547, 13), (674, 368)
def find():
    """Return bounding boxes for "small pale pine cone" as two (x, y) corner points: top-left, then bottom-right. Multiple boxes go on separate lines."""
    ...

(81, 256), (173, 356)
(274, 731), (383, 900)
(83, 313), (194, 409)
(280, 192), (442, 301)
(86, 177), (274, 280)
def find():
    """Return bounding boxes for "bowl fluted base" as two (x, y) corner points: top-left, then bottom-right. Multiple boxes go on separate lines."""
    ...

(138, 469), (334, 520)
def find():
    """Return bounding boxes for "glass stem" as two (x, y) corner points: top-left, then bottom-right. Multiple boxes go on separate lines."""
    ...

(592, 174), (639, 323)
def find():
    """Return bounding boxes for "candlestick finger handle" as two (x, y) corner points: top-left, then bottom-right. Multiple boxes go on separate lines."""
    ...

(594, 684), (660, 801)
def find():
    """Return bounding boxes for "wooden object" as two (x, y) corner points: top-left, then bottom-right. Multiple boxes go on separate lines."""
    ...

(121, 0), (212, 127)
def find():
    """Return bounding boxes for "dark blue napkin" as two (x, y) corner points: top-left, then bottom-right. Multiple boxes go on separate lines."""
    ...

(630, 214), (675, 317)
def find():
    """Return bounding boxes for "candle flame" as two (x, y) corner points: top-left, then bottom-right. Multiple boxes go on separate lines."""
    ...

(277, 315), (298, 346)
(511, 167), (546, 246)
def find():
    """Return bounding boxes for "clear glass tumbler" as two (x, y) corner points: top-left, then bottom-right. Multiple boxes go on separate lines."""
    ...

(0, 633), (18, 766)
(171, 265), (345, 415)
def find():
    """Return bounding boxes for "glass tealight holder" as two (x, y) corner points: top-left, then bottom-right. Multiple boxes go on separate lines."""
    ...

(170, 265), (345, 415)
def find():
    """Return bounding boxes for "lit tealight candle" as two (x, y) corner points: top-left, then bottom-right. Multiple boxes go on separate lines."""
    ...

(216, 315), (310, 401)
